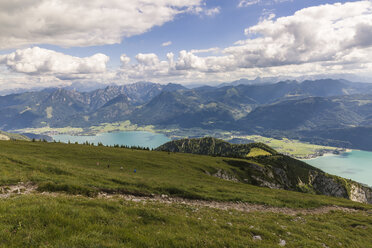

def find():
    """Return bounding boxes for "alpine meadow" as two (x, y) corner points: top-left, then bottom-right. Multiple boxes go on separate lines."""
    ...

(1, 1), (372, 247)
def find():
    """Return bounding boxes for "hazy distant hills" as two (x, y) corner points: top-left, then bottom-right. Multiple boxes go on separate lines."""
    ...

(2, 79), (372, 149)
(131, 90), (236, 128)
(239, 96), (364, 131)
(237, 94), (372, 149)
(0, 82), (182, 128)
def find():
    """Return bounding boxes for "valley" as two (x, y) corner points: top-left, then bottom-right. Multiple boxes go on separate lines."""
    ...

(3, 79), (372, 152)
(13, 122), (345, 159)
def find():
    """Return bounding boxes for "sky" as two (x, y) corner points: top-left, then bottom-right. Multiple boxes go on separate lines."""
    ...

(0, 0), (371, 91)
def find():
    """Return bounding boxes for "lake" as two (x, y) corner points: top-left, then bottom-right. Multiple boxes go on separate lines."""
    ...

(52, 131), (171, 149)
(304, 150), (372, 187)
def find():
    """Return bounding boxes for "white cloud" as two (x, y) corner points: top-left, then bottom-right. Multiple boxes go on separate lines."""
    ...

(204, 7), (221, 16)
(175, 50), (207, 70)
(120, 54), (131, 66)
(162, 41), (172, 47)
(0, 47), (109, 78)
(190, 47), (220, 54)
(2, 1), (372, 88)
(116, 1), (372, 83)
(238, 0), (261, 7)
(188, 5), (221, 17)
(135, 53), (161, 66)
(259, 9), (276, 22)
(231, 1), (372, 68)
(0, 0), (203, 49)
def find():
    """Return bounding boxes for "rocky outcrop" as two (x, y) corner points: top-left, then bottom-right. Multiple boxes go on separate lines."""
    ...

(213, 169), (239, 182)
(251, 176), (283, 189)
(204, 169), (239, 182)
(312, 173), (349, 198)
(273, 167), (290, 188)
(310, 172), (372, 204)
(350, 184), (372, 204)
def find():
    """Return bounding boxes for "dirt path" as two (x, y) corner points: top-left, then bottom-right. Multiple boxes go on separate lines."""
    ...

(98, 193), (362, 215)
(0, 183), (367, 215)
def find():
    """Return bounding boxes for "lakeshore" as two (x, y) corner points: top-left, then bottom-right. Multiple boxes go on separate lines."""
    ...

(13, 123), (348, 159)
(304, 149), (372, 187)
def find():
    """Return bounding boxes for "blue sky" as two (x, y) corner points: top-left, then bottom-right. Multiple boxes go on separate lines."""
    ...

(40, 0), (355, 67)
(0, 0), (371, 90)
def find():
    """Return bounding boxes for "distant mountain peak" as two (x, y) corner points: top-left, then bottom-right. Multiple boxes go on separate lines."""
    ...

(101, 94), (130, 108)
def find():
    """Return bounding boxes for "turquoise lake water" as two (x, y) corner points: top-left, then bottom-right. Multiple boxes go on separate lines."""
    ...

(304, 150), (372, 186)
(52, 131), (171, 149)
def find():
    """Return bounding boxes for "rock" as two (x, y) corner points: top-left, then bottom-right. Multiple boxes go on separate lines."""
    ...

(212, 169), (239, 182)
(279, 239), (286, 246)
(350, 183), (372, 204)
(312, 173), (348, 198)
(253, 235), (262, 241)
(273, 167), (290, 187)
(251, 176), (282, 189)
(310, 172), (372, 204)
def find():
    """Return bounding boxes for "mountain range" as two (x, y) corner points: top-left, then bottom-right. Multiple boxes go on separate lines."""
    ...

(2, 79), (372, 150)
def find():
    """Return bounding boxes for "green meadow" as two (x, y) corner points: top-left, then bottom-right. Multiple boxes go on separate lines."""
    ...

(0, 140), (371, 247)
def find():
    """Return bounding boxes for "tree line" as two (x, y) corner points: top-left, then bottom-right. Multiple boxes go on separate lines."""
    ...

(31, 138), (152, 151)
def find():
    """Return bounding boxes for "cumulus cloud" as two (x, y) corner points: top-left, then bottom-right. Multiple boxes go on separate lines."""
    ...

(135, 53), (160, 66)
(0, 47), (109, 79)
(117, 1), (372, 83)
(162, 41), (172, 47)
(231, 1), (372, 68)
(2, 1), (372, 87)
(0, 0), (203, 49)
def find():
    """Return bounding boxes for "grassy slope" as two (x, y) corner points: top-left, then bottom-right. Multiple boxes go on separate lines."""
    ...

(246, 148), (272, 157)
(0, 140), (372, 247)
(0, 140), (367, 209)
(0, 195), (371, 248)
